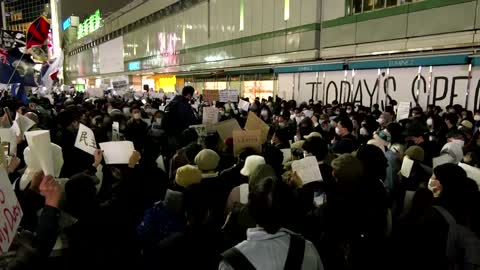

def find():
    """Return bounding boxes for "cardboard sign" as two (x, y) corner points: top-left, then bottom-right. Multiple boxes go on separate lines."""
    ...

(202, 90), (219, 103)
(292, 156), (323, 185)
(74, 124), (97, 155)
(396, 102), (411, 121)
(458, 162), (480, 190)
(99, 141), (135, 164)
(24, 130), (54, 176)
(400, 156), (414, 178)
(202, 107), (219, 125)
(245, 112), (270, 143)
(0, 168), (23, 254)
(219, 90), (238, 102)
(233, 130), (262, 156)
(214, 119), (242, 141)
(238, 99), (250, 112)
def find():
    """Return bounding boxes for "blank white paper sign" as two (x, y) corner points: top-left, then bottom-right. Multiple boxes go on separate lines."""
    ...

(400, 156), (414, 178)
(292, 156), (323, 185)
(100, 141), (134, 164)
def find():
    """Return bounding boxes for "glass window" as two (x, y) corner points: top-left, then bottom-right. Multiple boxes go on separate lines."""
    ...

(363, 0), (374, 12)
(386, 0), (398, 7)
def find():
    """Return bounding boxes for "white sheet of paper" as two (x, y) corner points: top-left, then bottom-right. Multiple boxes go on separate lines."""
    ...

(24, 143), (63, 178)
(303, 110), (313, 118)
(0, 168), (23, 254)
(0, 128), (17, 155)
(292, 156), (323, 185)
(202, 107), (219, 125)
(100, 141), (135, 164)
(159, 105), (166, 112)
(15, 114), (35, 134)
(433, 154), (453, 169)
(112, 122), (120, 141)
(74, 124), (97, 155)
(238, 99), (250, 112)
(458, 162), (480, 190)
(400, 156), (414, 178)
(397, 102), (411, 121)
(281, 149), (292, 165)
(24, 130), (54, 176)
(156, 155), (165, 172)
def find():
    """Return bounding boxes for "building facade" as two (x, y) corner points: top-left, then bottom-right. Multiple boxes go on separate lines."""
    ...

(3, 0), (50, 32)
(64, 0), (480, 110)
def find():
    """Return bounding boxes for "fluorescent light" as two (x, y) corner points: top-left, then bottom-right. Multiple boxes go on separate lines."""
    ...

(284, 0), (290, 21)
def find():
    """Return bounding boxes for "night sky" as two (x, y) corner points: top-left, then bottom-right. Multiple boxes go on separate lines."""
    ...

(60, 0), (135, 21)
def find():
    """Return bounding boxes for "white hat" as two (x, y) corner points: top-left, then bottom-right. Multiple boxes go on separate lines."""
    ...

(240, 155), (266, 176)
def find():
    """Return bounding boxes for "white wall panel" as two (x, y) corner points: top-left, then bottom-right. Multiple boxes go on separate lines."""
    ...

(301, 0), (319, 24)
(243, 0), (253, 36)
(322, 0), (345, 21)
(287, 0), (301, 28)
(251, 0), (262, 35)
(262, 0), (275, 33)
(231, 0), (241, 39)
(274, 0), (286, 31)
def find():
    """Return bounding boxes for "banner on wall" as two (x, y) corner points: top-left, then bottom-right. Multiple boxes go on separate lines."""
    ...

(278, 65), (480, 111)
(99, 37), (124, 74)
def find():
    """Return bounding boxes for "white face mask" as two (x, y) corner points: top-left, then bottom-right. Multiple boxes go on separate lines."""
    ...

(450, 139), (465, 148)
(426, 118), (433, 127)
(360, 127), (368, 136)
(290, 115), (296, 121)
(295, 117), (303, 123)
(346, 109), (352, 114)
(377, 117), (385, 125)
(133, 113), (141, 120)
(155, 118), (162, 124)
(335, 127), (341, 135)
(475, 115), (480, 121)
(428, 178), (441, 198)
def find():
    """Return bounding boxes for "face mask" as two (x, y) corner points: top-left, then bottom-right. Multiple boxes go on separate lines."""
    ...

(335, 127), (341, 135)
(360, 127), (368, 136)
(261, 110), (268, 117)
(426, 118), (433, 127)
(133, 113), (141, 120)
(314, 122), (319, 127)
(155, 118), (162, 124)
(451, 139), (465, 148)
(377, 118), (385, 125)
(475, 115), (480, 121)
(346, 109), (352, 114)
(290, 115), (296, 121)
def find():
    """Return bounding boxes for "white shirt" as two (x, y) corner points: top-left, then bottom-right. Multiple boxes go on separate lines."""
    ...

(219, 228), (324, 270)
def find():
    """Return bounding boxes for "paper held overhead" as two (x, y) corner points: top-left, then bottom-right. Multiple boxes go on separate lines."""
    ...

(74, 124), (97, 155)
(24, 130), (55, 176)
(100, 141), (135, 164)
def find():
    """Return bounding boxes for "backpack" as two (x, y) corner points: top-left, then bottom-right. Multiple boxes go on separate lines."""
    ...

(221, 234), (306, 270)
(433, 206), (480, 270)
(160, 100), (179, 132)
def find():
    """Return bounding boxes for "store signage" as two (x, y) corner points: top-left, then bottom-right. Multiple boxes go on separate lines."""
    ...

(77, 10), (102, 39)
(63, 17), (71, 31)
(128, 61), (141, 71)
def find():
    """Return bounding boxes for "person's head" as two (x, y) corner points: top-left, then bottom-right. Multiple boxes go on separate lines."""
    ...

(430, 163), (470, 203)
(263, 145), (284, 171)
(377, 112), (392, 127)
(153, 111), (163, 124)
(194, 149), (220, 172)
(356, 144), (388, 181)
(131, 106), (142, 120)
(331, 154), (364, 192)
(405, 120), (428, 145)
(248, 175), (290, 234)
(175, 164), (203, 188)
(411, 106), (423, 119)
(277, 111), (290, 125)
(271, 127), (289, 146)
(240, 155), (266, 177)
(474, 110), (480, 122)
(182, 86), (195, 100)
(311, 113), (320, 125)
(302, 136), (328, 161)
(346, 104), (354, 114)
(336, 118), (353, 136)
(64, 173), (99, 219)
(373, 104), (379, 110)
(179, 128), (199, 148)
(444, 113), (458, 128)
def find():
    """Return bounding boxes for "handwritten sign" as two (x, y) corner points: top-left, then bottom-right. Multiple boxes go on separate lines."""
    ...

(400, 156), (414, 178)
(292, 156), (323, 185)
(99, 141), (134, 164)
(396, 102), (411, 121)
(219, 90), (238, 102)
(214, 119), (242, 141)
(25, 130), (54, 176)
(233, 130), (262, 156)
(74, 124), (97, 155)
(202, 90), (219, 103)
(0, 168), (23, 255)
(189, 124), (208, 139)
(245, 112), (270, 143)
(202, 107), (219, 125)
(238, 99), (250, 112)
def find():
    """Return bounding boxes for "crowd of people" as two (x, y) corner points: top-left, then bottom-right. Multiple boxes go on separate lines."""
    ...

(1, 85), (480, 270)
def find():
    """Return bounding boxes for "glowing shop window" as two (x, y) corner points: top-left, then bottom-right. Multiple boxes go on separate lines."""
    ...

(243, 81), (274, 102)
